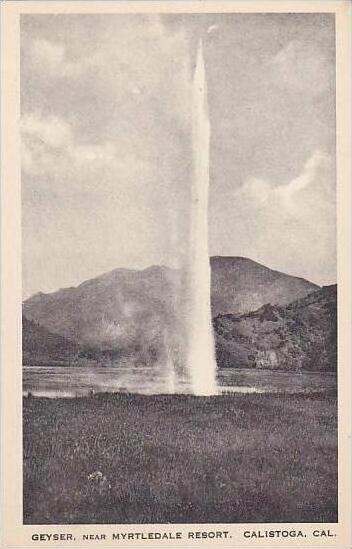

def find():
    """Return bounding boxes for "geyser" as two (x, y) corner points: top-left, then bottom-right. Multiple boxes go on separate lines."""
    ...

(187, 39), (218, 396)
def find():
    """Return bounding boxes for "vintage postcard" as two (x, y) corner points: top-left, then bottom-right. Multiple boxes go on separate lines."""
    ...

(1, 1), (351, 547)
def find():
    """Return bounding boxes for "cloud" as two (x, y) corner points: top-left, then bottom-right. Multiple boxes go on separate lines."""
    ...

(268, 40), (333, 96)
(225, 150), (336, 284)
(30, 38), (97, 78)
(23, 23), (191, 173)
(21, 112), (72, 148)
(32, 38), (65, 66)
(72, 143), (115, 167)
(276, 151), (331, 208)
(21, 112), (116, 174)
(243, 151), (331, 208)
(21, 14), (336, 296)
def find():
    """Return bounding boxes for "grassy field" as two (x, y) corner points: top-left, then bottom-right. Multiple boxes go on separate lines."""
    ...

(23, 391), (337, 524)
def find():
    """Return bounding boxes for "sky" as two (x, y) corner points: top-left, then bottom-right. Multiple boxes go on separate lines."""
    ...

(21, 13), (336, 298)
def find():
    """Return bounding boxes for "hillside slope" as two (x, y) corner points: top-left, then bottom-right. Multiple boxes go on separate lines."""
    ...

(23, 258), (318, 360)
(22, 315), (80, 365)
(210, 256), (318, 315)
(214, 284), (337, 372)
(23, 266), (181, 365)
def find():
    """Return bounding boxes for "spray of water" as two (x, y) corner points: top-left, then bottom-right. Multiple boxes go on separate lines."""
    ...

(186, 39), (218, 396)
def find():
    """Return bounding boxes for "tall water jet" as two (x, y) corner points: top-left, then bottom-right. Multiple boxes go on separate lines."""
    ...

(187, 39), (218, 396)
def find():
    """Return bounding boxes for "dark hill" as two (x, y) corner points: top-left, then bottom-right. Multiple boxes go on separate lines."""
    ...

(23, 257), (320, 367)
(22, 315), (80, 365)
(214, 284), (337, 372)
(23, 265), (181, 365)
(210, 256), (318, 315)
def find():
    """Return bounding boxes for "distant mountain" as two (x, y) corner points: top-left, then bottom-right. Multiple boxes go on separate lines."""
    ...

(23, 265), (182, 366)
(214, 284), (337, 372)
(23, 257), (320, 367)
(210, 256), (318, 316)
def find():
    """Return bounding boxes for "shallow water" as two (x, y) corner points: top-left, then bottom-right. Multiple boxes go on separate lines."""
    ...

(22, 365), (336, 398)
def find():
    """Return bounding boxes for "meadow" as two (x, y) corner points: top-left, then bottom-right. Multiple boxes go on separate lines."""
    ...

(23, 391), (337, 524)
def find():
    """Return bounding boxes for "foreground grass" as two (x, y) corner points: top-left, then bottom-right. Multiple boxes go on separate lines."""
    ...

(23, 391), (337, 524)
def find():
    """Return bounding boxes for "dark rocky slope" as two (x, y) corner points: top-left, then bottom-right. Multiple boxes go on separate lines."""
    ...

(214, 284), (337, 372)
(22, 315), (80, 365)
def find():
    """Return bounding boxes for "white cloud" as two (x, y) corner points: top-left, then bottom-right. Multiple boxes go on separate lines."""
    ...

(21, 112), (116, 174)
(30, 38), (97, 78)
(276, 151), (331, 208)
(245, 177), (270, 205)
(28, 17), (191, 111)
(227, 150), (336, 284)
(21, 112), (73, 148)
(31, 38), (65, 67)
(243, 151), (331, 211)
(268, 40), (332, 96)
(73, 143), (115, 167)
(21, 14), (336, 296)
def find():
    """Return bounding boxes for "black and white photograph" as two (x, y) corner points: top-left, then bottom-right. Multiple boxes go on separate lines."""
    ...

(19, 10), (340, 527)
(2, 3), (351, 545)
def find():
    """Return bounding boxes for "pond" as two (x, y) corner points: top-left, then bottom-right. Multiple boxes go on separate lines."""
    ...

(23, 365), (337, 398)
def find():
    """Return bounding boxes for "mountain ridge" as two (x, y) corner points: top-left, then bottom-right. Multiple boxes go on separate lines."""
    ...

(25, 256), (319, 304)
(23, 256), (325, 370)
